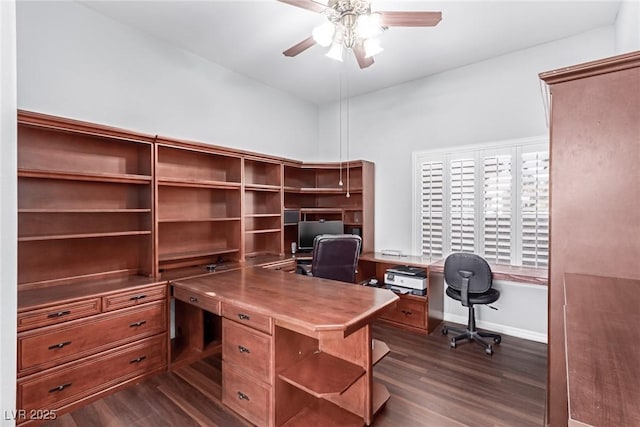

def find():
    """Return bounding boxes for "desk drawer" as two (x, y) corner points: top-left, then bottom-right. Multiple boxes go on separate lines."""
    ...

(222, 303), (272, 334)
(380, 295), (426, 329)
(18, 301), (166, 376)
(173, 286), (220, 315)
(223, 320), (272, 384)
(17, 298), (101, 332)
(222, 362), (271, 427)
(18, 334), (166, 415)
(103, 284), (166, 312)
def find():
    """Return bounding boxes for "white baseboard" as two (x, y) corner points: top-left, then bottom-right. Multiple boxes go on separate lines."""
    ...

(443, 313), (548, 344)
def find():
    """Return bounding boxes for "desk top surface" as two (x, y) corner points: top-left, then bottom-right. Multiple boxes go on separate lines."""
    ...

(172, 267), (399, 336)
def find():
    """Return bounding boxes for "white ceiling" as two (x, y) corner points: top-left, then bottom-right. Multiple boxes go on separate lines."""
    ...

(80, 0), (621, 105)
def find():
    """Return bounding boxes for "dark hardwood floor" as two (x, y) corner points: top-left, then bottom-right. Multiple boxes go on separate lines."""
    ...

(44, 323), (546, 427)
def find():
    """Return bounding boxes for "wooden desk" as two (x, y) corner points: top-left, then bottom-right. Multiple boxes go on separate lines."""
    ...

(428, 258), (548, 286)
(564, 274), (640, 427)
(171, 267), (399, 427)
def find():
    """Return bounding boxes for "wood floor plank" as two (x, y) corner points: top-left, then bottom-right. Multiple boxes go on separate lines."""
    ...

(43, 322), (546, 427)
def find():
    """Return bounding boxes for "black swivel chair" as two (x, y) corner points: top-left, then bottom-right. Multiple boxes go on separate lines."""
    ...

(297, 234), (362, 283)
(441, 253), (502, 355)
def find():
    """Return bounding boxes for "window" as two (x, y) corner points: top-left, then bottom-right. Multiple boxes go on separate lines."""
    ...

(413, 137), (549, 267)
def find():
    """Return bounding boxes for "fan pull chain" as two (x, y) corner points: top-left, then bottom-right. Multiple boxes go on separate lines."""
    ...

(338, 67), (343, 187)
(345, 67), (350, 199)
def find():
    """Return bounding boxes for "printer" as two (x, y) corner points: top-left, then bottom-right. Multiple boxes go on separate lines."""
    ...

(384, 265), (427, 296)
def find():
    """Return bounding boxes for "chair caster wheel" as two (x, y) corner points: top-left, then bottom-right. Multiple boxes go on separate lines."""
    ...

(442, 328), (448, 335)
(493, 337), (501, 344)
(450, 339), (456, 348)
(485, 346), (493, 355)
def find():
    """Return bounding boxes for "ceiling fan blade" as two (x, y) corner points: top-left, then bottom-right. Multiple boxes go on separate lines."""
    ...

(353, 45), (374, 69)
(283, 36), (317, 57)
(380, 11), (442, 27)
(277, 0), (327, 14)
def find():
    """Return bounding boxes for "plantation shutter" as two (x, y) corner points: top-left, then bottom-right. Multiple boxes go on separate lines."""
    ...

(521, 151), (549, 267)
(450, 158), (475, 253)
(483, 154), (512, 264)
(420, 161), (444, 258)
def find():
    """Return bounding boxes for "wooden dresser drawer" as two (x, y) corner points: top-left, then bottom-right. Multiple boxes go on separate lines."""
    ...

(380, 295), (426, 329)
(18, 334), (166, 415)
(173, 286), (220, 315)
(18, 301), (166, 376)
(17, 298), (101, 332)
(222, 362), (271, 427)
(222, 302), (272, 334)
(223, 319), (272, 384)
(102, 284), (166, 312)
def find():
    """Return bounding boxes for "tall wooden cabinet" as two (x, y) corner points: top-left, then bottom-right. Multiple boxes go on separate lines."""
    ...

(540, 51), (640, 426)
(16, 112), (167, 424)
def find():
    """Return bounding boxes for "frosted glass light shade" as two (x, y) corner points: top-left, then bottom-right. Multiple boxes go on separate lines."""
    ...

(312, 21), (336, 47)
(356, 13), (382, 39)
(326, 42), (344, 61)
(364, 38), (383, 57)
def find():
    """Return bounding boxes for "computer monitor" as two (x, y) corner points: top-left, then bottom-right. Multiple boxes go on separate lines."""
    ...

(298, 220), (344, 251)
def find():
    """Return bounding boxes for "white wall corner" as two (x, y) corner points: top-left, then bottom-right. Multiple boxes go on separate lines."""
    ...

(615, 0), (640, 53)
(0, 0), (18, 423)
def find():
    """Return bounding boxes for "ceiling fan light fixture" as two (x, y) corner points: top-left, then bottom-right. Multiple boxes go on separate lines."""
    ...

(363, 37), (383, 58)
(326, 41), (345, 61)
(312, 21), (336, 47)
(355, 12), (382, 39)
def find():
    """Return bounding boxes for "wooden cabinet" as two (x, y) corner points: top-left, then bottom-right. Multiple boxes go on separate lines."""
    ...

(17, 112), (154, 288)
(155, 142), (242, 276)
(244, 157), (283, 257)
(358, 253), (444, 335)
(540, 52), (640, 426)
(222, 314), (274, 426)
(283, 161), (374, 254)
(17, 282), (168, 423)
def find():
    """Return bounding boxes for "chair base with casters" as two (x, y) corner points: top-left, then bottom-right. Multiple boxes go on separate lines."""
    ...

(442, 306), (501, 355)
(441, 253), (502, 355)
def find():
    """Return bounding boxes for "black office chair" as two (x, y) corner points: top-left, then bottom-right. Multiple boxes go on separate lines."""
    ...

(441, 253), (501, 355)
(296, 234), (362, 283)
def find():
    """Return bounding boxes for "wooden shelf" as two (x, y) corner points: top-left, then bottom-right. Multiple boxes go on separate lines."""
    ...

(278, 351), (365, 398)
(245, 228), (281, 234)
(159, 248), (240, 262)
(157, 177), (241, 189)
(245, 213), (281, 218)
(282, 399), (363, 427)
(19, 208), (151, 213)
(298, 208), (344, 213)
(18, 230), (151, 242)
(170, 339), (222, 370)
(158, 217), (241, 223)
(372, 382), (391, 415)
(284, 187), (362, 194)
(244, 183), (281, 192)
(18, 168), (152, 184)
(372, 339), (390, 366)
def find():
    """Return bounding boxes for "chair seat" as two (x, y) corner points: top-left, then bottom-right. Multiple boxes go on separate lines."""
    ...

(446, 286), (500, 305)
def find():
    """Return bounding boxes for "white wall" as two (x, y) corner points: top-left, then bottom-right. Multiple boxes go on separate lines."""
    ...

(616, 0), (640, 53)
(317, 27), (616, 341)
(318, 26), (616, 254)
(16, 1), (318, 160)
(0, 0), (18, 424)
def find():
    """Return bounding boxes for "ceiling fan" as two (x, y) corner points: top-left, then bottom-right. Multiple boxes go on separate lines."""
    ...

(278, 0), (442, 69)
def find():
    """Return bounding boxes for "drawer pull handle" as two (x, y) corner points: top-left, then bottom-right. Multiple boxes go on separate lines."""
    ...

(189, 297), (199, 303)
(129, 294), (147, 301)
(237, 391), (250, 401)
(47, 310), (71, 318)
(129, 356), (147, 364)
(129, 320), (147, 327)
(48, 341), (71, 350)
(237, 313), (250, 321)
(401, 310), (413, 316)
(238, 345), (250, 354)
(49, 383), (72, 393)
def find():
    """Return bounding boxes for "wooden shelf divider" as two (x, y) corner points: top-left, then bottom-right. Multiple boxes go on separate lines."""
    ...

(372, 339), (390, 366)
(278, 351), (365, 398)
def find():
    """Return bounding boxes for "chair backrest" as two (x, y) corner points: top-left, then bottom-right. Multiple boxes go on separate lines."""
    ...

(311, 234), (362, 283)
(444, 253), (493, 294)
